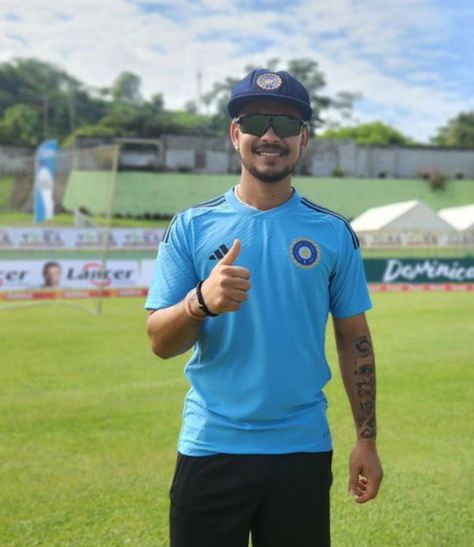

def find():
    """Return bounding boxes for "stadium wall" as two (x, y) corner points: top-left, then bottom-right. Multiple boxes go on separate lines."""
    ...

(3, 139), (474, 179)
(310, 140), (474, 178)
(0, 145), (35, 174)
(72, 136), (474, 179)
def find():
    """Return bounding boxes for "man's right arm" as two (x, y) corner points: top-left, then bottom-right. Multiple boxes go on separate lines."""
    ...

(146, 239), (250, 359)
(146, 292), (206, 359)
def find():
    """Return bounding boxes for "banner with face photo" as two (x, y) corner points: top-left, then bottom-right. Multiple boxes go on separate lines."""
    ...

(0, 260), (140, 291)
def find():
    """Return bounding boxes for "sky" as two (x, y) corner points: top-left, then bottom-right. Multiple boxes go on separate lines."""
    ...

(1, 0), (473, 143)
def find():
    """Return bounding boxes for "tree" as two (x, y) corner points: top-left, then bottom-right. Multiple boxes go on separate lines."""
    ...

(184, 100), (198, 114)
(201, 57), (360, 134)
(431, 111), (474, 148)
(112, 72), (143, 104)
(202, 76), (242, 134)
(0, 104), (40, 146)
(0, 57), (216, 145)
(73, 94), (214, 140)
(148, 93), (164, 113)
(320, 121), (414, 146)
(0, 58), (107, 143)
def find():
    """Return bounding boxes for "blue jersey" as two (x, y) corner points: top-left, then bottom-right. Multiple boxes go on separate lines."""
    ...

(145, 188), (372, 456)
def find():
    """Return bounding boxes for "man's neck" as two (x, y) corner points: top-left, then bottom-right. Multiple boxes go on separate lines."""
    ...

(237, 174), (294, 211)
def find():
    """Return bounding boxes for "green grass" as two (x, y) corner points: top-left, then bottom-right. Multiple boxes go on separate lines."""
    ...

(1, 294), (473, 546)
(0, 211), (170, 228)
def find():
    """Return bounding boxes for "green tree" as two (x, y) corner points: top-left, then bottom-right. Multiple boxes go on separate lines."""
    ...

(320, 121), (413, 146)
(0, 57), (216, 145)
(184, 100), (198, 114)
(0, 104), (41, 146)
(112, 72), (143, 104)
(0, 58), (107, 143)
(73, 95), (214, 140)
(148, 93), (164, 113)
(201, 57), (360, 134)
(431, 111), (474, 148)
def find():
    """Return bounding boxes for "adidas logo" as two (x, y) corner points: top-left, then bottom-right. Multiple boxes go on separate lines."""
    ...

(208, 244), (229, 260)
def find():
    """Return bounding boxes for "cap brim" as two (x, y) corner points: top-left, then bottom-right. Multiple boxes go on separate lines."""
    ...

(228, 93), (312, 121)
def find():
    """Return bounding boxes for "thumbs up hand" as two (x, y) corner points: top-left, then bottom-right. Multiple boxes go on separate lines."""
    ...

(219, 238), (242, 266)
(200, 239), (251, 314)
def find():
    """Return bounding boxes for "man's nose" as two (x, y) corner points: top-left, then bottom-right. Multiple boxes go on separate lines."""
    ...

(260, 124), (281, 141)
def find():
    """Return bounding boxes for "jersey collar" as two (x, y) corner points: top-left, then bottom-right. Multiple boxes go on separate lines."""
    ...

(226, 186), (301, 216)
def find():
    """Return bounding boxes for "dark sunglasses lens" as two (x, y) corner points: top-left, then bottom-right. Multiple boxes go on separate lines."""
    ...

(271, 116), (303, 138)
(239, 114), (270, 136)
(239, 114), (304, 138)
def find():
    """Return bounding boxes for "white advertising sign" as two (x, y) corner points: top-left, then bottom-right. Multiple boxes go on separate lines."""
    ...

(0, 228), (164, 250)
(140, 259), (156, 287)
(0, 260), (140, 291)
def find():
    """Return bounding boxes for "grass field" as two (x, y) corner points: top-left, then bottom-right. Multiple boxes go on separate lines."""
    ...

(0, 211), (170, 228)
(1, 294), (473, 546)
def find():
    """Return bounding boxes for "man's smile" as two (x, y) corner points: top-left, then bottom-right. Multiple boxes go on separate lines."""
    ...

(253, 145), (288, 158)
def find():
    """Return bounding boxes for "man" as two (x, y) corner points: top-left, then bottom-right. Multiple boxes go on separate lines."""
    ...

(146, 69), (383, 547)
(41, 261), (62, 288)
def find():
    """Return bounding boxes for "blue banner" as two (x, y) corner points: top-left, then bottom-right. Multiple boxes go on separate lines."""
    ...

(34, 140), (58, 223)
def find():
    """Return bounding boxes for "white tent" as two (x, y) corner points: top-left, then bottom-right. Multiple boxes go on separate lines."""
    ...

(438, 204), (474, 232)
(351, 200), (454, 232)
(351, 200), (455, 247)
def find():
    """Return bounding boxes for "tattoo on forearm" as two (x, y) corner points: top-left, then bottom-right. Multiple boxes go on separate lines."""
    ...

(352, 337), (376, 439)
(354, 336), (373, 357)
(360, 416), (376, 439)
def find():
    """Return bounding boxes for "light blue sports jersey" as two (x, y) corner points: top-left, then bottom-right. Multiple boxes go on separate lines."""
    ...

(145, 188), (372, 456)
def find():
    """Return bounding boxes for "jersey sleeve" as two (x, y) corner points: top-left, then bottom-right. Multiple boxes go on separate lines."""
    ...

(144, 213), (198, 310)
(329, 223), (372, 318)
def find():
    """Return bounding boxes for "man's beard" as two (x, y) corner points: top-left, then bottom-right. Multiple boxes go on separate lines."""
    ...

(240, 144), (300, 184)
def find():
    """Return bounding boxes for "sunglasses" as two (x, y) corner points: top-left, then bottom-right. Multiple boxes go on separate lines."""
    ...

(233, 113), (308, 139)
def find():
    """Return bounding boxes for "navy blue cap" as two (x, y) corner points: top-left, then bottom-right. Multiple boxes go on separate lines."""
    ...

(227, 69), (312, 121)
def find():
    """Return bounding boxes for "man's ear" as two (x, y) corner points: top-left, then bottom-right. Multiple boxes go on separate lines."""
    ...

(230, 120), (240, 150)
(300, 126), (310, 151)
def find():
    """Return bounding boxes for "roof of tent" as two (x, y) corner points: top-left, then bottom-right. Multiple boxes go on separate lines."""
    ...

(350, 200), (454, 233)
(438, 204), (474, 231)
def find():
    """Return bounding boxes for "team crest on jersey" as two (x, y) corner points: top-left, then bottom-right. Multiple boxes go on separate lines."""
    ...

(290, 238), (320, 269)
(256, 72), (282, 91)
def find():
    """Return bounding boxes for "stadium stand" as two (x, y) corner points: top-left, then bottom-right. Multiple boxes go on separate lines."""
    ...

(62, 172), (474, 220)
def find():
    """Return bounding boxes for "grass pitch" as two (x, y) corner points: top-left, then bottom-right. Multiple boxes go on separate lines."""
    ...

(1, 293), (473, 546)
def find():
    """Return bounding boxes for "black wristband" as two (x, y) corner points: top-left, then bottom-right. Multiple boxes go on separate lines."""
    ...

(196, 281), (218, 317)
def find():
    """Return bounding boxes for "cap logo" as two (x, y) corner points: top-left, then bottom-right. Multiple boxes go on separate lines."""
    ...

(256, 72), (282, 91)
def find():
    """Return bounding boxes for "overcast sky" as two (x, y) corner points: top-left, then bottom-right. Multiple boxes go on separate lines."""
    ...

(1, 0), (473, 143)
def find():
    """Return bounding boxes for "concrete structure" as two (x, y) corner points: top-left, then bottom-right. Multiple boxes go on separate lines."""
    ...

(3, 138), (474, 179)
(161, 135), (231, 174)
(0, 145), (35, 174)
(132, 137), (474, 179)
(308, 140), (474, 179)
